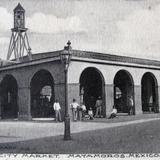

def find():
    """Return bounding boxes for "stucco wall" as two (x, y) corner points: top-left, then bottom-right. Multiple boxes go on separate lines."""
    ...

(68, 61), (160, 85)
(0, 60), (65, 120)
(68, 60), (160, 116)
(0, 57), (160, 120)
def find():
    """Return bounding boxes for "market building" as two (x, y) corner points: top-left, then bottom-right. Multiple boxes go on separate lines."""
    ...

(0, 48), (160, 120)
(0, 3), (160, 120)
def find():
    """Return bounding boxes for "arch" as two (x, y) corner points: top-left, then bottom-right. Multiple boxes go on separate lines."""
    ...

(30, 69), (54, 118)
(141, 72), (159, 113)
(113, 70), (135, 114)
(0, 74), (18, 119)
(79, 67), (106, 117)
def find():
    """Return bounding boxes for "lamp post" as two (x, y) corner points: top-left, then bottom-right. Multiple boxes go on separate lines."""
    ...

(60, 40), (72, 140)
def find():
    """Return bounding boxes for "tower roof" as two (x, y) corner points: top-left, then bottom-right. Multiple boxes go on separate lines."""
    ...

(14, 3), (25, 12)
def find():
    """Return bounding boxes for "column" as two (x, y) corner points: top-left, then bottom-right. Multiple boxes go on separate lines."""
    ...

(0, 95), (2, 119)
(134, 85), (143, 115)
(105, 84), (114, 117)
(0, 77), (3, 119)
(68, 83), (80, 120)
(158, 86), (160, 112)
(54, 83), (65, 120)
(55, 83), (80, 121)
(18, 86), (32, 120)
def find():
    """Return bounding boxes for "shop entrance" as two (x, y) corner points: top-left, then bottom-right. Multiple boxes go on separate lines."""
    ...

(114, 70), (134, 114)
(30, 70), (54, 118)
(141, 72), (158, 113)
(79, 67), (105, 116)
(0, 75), (18, 119)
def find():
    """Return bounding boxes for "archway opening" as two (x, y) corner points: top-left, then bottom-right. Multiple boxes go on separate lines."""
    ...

(114, 70), (134, 114)
(0, 75), (18, 119)
(79, 67), (105, 116)
(30, 70), (54, 118)
(141, 72), (158, 113)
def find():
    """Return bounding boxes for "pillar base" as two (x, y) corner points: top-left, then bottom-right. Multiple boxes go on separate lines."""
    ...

(18, 114), (32, 121)
(135, 109), (143, 115)
(106, 112), (112, 118)
(64, 116), (71, 140)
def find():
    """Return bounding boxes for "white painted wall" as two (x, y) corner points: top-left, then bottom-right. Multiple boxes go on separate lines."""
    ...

(68, 60), (160, 86)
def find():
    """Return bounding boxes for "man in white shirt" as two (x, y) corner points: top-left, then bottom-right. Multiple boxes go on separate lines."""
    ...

(70, 98), (79, 121)
(81, 103), (86, 120)
(108, 106), (117, 119)
(95, 96), (103, 118)
(128, 96), (134, 115)
(88, 108), (94, 120)
(53, 99), (62, 122)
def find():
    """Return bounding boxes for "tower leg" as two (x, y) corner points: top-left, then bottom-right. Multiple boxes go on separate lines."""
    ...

(7, 29), (32, 61)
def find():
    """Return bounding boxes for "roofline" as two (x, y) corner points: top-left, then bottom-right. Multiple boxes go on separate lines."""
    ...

(73, 49), (160, 62)
(14, 3), (25, 12)
(1, 49), (160, 72)
(31, 49), (160, 64)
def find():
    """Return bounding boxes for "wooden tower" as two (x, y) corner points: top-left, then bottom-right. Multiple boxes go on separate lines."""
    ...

(7, 3), (32, 61)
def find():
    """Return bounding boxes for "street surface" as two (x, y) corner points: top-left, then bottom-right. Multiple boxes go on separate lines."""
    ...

(0, 114), (160, 153)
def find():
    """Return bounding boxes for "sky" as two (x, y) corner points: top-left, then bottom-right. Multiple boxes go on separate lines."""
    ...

(0, 0), (160, 60)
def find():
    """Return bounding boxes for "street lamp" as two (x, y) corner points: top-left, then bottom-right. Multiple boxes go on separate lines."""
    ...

(60, 40), (72, 140)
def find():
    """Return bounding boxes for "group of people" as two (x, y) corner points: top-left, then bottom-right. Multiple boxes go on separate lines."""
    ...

(108, 95), (134, 119)
(70, 99), (87, 121)
(52, 96), (103, 122)
(70, 96), (104, 121)
(52, 95), (134, 122)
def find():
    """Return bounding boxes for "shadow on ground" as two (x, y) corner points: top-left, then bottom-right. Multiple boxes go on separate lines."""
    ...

(0, 119), (160, 153)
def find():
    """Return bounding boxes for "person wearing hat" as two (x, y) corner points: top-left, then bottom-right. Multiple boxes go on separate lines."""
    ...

(53, 99), (62, 122)
(95, 96), (103, 118)
(128, 95), (134, 115)
(70, 98), (79, 121)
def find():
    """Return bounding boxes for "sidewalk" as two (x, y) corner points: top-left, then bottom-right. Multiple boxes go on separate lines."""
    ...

(89, 112), (160, 123)
(0, 113), (160, 143)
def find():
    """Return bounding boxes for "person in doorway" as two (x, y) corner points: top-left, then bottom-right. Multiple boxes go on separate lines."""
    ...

(77, 104), (83, 121)
(53, 99), (62, 122)
(88, 107), (94, 120)
(95, 96), (103, 118)
(128, 96), (134, 115)
(81, 103), (87, 120)
(89, 96), (96, 115)
(108, 106), (117, 119)
(70, 98), (79, 121)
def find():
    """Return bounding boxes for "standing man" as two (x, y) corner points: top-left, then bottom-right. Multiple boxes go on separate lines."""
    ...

(95, 96), (103, 118)
(81, 103), (86, 120)
(70, 98), (79, 121)
(53, 99), (62, 122)
(128, 96), (134, 115)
